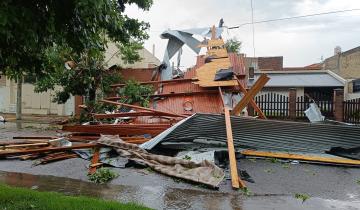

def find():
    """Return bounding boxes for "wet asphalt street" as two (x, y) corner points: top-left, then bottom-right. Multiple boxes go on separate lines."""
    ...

(0, 121), (360, 209)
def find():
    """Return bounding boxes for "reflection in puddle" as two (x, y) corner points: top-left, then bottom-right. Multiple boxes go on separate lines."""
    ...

(0, 121), (56, 131)
(0, 171), (359, 210)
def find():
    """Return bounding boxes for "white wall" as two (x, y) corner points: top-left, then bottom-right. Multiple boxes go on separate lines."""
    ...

(0, 76), (74, 116)
(256, 87), (304, 97)
(105, 42), (160, 68)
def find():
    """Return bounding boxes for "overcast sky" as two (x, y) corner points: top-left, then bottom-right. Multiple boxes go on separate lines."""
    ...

(126, 0), (360, 69)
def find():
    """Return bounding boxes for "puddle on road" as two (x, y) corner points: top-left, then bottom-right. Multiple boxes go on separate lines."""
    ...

(0, 171), (358, 210)
(0, 121), (56, 130)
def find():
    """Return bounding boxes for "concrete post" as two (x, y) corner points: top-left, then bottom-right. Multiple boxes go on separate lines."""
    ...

(16, 76), (22, 120)
(289, 88), (297, 119)
(333, 89), (344, 122)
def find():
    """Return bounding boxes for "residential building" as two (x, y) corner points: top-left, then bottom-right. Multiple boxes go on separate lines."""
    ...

(0, 46), (160, 116)
(248, 70), (345, 99)
(323, 46), (360, 99)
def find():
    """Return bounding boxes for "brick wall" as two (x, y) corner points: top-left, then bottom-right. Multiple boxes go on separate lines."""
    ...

(258, 56), (283, 70)
(324, 46), (360, 79)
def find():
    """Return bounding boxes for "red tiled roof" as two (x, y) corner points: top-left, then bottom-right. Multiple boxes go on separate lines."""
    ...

(283, 63), (322, 71)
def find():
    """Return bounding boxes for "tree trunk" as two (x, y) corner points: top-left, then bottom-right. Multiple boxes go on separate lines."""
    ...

(88, 88), (96, 102)
(16, 76), (22, 120)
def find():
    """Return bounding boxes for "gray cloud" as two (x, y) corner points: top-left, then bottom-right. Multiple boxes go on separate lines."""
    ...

(125, 0), (360, 67)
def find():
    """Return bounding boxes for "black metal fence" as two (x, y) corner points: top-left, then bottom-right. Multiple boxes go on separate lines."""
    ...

(254, 93), (289, 118)
(296, 95), (334, 118)
(254, 92), (333, 119)
(343, 98), (360, 124)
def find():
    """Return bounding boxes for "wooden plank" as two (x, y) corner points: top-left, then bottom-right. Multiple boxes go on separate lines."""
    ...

(37, 153), (78, 165)
(106, 90), (219, 101)
(13, 136), (56, 140)
(93, 111), (180, 119)
(241, 150), (360, 166)
(234, 77), (266, 119)
(232, 74), (270, 115)
(0, 140), (49, 146)
(90, 163), (103, 168)
(100, 99), (186, 118)
(224, 107), (241, 189)
(89, 147), (100, 175)
(218, 87), (225, 111)
(0, 143), (98, 157)
(2, 142), (49, 149)
(110, 78), (195, 88)
(62, 124), (170, 136)
(193, 57), (238, 87)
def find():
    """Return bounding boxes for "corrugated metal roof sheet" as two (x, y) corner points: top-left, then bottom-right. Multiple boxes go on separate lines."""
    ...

(249, 72), (344, 87)
(142, 113), (360, 153)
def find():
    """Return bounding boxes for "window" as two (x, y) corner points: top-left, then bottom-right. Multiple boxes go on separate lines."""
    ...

(353, 79), (360, 93)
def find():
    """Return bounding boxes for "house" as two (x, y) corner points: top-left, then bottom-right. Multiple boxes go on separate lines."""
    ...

(0, 46), (160, 116)
(243, 53), (357, 100)
(248, 70), (346, 100)
(323, 46), (360, 99)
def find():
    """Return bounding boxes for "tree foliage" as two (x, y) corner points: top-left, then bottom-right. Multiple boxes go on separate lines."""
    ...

(225, 38), (242, 54)
(0, 0), (153, 102)
(118, 80), (153, 107)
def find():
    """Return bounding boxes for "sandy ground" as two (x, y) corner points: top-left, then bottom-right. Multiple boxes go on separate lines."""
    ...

(0, 121), (360, 209)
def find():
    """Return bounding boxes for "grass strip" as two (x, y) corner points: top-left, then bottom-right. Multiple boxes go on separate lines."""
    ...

(0, 184), (151, 210)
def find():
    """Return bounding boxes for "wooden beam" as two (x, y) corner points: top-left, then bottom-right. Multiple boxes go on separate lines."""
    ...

(0, 143), (98, 157)
(13, 136), (56, 140)
(100, 99), (186, 118)
(62, 124), (170, 136)
(2, 142), (49, 149)
(241, 150), (360, 166)
(105, 90), (219, 101)
(231, 74), (270, 115)
(224, 107), (242, 189)
(110, 78), (196, 88)
(234, 77), (266, 119)
(37, 153), (78, 165)
(89, 147), (100, 174)
(218, 87), (225, 111)
(93, 111), (181, 119)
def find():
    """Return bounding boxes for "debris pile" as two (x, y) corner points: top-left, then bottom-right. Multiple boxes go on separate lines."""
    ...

(1, 25), (360, 191)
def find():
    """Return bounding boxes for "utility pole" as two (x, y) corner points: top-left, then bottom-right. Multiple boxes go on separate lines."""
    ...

(16, 75), (22, 120)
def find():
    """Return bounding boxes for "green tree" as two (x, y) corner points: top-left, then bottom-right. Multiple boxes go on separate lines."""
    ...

(225, 38), (242, 54)
(0, 0), (152, 118)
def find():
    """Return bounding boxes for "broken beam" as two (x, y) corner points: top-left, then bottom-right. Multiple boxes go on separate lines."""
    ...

(110, 78), (196, 88)
(62, 124), (170, 136)
(234, 76), (266, 119)
(89, 147), (100, 174)
(100, 99), (186, 118)
(241, 150), (360, 166)
(0, 143), (98, 157)
(94, 111), (181, 119)
(106, 90), (219, 100)
(232, 74), (270, 115)
(224, 107), (242, 189)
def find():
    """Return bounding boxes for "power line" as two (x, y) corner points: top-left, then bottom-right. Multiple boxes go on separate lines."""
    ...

(228, 8), (360, 29)
(250, 0), (255, 57)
